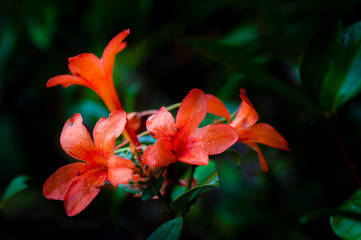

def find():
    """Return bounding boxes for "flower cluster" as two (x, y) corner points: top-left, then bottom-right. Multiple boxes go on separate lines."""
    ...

(43, 29), (289, 216)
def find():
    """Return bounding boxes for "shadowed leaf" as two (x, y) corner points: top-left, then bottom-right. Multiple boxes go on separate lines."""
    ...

(300, 19), (361, 113)
(147, 217), (183, 240)
(184, 38), (320, 115)
(1, 175), (31, 204)
(170, 161), (220, 215)
(331, 189), (361, 239)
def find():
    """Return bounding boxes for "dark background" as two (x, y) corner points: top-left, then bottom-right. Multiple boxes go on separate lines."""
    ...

(1, 0), (361, 239)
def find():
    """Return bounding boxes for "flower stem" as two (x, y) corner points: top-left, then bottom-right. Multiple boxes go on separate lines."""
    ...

(122, 123), (144, 168)
(166, 102), (181, 111)
(114, 140), (129, 150)
(150, 183), (175, 216)
(113, 146), (130, 154)
(137, 130), (149, 138)
(329, 121), (361, 188)
(186, 165), (196, 191)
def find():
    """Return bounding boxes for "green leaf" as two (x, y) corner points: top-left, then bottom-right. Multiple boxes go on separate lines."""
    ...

(184, 38), (320, 115)
(147, 217), (183, 240)
(299, 19), (343, 105)
(170, 161), (220, 215)
(300, 19), (361, 113)
(141, 176), (164, 202)
(220, 24), (259, 47)
(193, 160), (218, 184)
(1, 175), (30, 204)
(330, 189), (361, 239)
(325, 21), (361, 111)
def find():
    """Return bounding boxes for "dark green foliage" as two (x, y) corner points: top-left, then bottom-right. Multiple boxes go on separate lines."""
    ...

(300, 19), (361, 114)
(331, 189), (361, 239)
(170, 161), (220, 216)
(2, 0), (361, 239)
(1, 175), (30, 206)
(141, 176), (165, 202)
(147, 217), (183, 240)
(185, 38), (320, 115)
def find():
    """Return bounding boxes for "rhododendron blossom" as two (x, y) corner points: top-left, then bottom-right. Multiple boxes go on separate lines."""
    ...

(43, 111), (138, 216)
(207, 89), (289, 172)
(142, 88), (238, 168)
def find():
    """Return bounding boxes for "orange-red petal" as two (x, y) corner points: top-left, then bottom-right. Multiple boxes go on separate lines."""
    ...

(93, 110), (127, 159)
(177, 146), (209, 165)
(107, 155), (135, 186)
(60, 114), (97, 163)
(43, 162), (99, 201)
(176, 88), (207, 139)
(146, 106), (176, 140)
(142, 139), (176, 168)
(190, 124), (237, 155)
(66, 53), (124, 112)
(238, 123), (289, 151)
(108, 168), (134, 187)
(68, 53), (106, 90)
(246, 142), (269, 172)
(64, 169), (107, 216)
(230, 89), (259, 131)
(46, 75), (87, 88)
(101, 29), (130, 81)
(206, 94), (231, 122)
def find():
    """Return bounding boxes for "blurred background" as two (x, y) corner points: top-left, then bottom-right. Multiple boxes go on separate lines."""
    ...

(2, 0), (361, 239)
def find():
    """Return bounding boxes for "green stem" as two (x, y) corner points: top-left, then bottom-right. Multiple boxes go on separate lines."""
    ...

(166, 102), (181, 111)
(150, 183), (175, 216)
(113, 146), (130, 154)
(230, 108), (239, 120)
(114, 140), (129, 150)
(186, 165), (196, 191)
(137, 130), (149, 138)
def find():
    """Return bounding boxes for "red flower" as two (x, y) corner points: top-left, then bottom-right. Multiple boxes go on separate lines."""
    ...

(46, 30), (142, 155)
(46, 29), (129, 112)
(142, 89), (238, 168)
(207, 89), (289, 172)
(43, 111), (137, 216)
